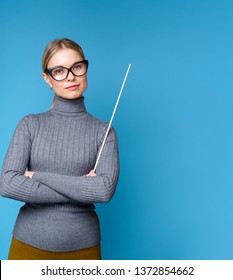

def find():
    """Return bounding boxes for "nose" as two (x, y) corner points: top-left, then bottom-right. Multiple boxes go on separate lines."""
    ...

(67, 69), (75, 81)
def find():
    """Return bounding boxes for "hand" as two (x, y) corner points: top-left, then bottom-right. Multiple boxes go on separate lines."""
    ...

(24, 171), (35, 178)
(86, 170), (96, 177)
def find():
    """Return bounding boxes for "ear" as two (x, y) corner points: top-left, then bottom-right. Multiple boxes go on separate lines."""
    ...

(42, 73), (53, 88)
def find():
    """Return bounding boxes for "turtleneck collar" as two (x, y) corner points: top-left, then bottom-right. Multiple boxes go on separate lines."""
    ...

(50, 95), (88, 118)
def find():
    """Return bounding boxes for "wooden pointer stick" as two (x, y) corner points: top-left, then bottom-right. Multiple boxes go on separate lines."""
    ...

(93, 64), (131, 173)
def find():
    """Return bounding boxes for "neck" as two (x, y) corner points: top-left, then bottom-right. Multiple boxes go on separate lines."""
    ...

(50, 95), (88, 118)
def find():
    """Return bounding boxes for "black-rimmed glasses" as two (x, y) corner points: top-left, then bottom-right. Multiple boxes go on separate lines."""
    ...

(45, 60), (88, 81)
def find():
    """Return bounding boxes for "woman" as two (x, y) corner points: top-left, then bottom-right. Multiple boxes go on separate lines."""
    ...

(0, 38), (119, 260)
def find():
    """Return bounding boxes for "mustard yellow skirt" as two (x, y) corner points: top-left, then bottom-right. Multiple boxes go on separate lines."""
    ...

(8, 237), (101, 260)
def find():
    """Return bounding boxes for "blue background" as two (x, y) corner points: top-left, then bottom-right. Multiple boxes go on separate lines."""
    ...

(1, 0), (233, 260)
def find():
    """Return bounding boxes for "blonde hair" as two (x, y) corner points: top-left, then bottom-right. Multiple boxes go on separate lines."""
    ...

(42, 38), (86, 106)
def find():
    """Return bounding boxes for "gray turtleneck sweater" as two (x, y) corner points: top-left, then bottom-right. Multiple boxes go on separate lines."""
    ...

(0, 96), (119, 252)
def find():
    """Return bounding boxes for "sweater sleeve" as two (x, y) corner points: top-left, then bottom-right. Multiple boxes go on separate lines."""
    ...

(33, 127), (120, 203)
(0, 116), (72, 203)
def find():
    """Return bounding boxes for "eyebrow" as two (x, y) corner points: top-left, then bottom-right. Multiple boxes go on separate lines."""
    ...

(47, 60), (84, 70)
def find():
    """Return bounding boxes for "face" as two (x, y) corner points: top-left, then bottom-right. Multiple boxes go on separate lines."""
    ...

(43, 48), (88, 100)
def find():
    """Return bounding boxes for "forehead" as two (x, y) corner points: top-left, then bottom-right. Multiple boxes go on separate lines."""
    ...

(48, 48), (83, 68)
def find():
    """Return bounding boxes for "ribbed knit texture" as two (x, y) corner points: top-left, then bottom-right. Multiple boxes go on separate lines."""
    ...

(0, 95), (119, 252)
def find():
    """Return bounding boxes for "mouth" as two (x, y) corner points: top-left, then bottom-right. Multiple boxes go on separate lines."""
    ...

(65, 84), (80, 91)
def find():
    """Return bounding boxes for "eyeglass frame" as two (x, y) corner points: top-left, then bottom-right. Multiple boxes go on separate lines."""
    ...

(45, 60), (89, 81)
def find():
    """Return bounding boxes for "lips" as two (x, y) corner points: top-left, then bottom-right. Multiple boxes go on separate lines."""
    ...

(65, 84), (79, 91)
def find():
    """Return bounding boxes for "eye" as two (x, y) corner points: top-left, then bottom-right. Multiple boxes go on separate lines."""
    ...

(73, 64), (82, 71)
(52, 67), (65, 75)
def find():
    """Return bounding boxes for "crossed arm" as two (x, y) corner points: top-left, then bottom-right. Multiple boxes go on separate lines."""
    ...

(0, 117), (119, 204)
(25, 169), (96, 178)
